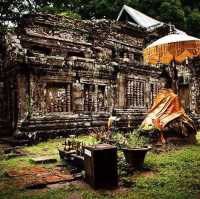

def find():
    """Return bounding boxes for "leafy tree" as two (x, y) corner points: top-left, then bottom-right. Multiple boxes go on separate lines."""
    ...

(0, 0), (200, 37)
(0, 0), (35, 32)
(187, 10), (200, 37)
(0, 0), (33, 26)
(39, 4), (81, 19)
(159, 1), (186, 29)
(181, 0), (200, 10)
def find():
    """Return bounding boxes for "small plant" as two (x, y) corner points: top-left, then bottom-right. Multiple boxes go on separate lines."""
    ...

(125, 132), (150, 148)
(111, 132), (127, 145)
(111, 130), (150, 149)
(89, 127), (112, 142)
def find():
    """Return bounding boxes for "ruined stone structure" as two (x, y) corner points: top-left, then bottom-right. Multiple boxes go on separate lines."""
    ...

(0, 13), (199, 139)
(189, 58), (200, 120)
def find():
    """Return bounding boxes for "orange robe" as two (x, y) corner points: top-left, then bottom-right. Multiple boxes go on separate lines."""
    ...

(141, 89), (196, 137)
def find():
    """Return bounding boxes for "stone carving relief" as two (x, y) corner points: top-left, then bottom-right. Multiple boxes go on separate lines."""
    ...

(127, 79), (146, 108)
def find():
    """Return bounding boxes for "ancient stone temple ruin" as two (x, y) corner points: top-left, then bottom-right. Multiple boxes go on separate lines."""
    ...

(0, 13), (199, 139)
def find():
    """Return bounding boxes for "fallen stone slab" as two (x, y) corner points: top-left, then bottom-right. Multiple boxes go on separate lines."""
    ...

(42, 173), (74, 184)
(31, 156), (57, 164)
(23, 173), (75, 189)
(6, 166), (77, 190)
(14, 176), (47, 190)
(12, 172), (75, 189)
(6, 166), (48, 177)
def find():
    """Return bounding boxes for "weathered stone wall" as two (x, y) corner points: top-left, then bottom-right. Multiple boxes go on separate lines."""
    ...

(2, 13), (192, 139)
(0, 34), (9, 135)
(190, 58), (200, 115)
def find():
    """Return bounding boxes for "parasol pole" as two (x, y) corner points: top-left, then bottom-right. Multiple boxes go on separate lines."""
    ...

(170, 57), (178, 93)
(169, 24), (178, 93)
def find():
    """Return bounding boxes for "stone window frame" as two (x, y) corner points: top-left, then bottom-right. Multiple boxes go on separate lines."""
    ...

(44, 82), (72, 114)
(83, 83), (107, 113)
(126, 78), (146, 109)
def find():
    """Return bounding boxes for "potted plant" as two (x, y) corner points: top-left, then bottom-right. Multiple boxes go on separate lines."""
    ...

(121, 132), (151, 169)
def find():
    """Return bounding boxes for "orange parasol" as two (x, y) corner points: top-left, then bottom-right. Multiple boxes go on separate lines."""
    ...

(143, 33), (200, 64)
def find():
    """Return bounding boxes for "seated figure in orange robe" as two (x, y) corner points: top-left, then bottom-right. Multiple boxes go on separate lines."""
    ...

(140, 72), (196, 144)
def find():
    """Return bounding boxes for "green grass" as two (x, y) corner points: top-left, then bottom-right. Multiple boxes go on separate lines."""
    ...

(0, 133), (199, 199)
(24, 138), (66, 156)
(0, 139), (64, 172)
(134, 144), (200, 199)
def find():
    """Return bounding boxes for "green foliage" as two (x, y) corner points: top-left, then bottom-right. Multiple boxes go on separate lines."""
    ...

(58, 11), (81, 19)
(0, 25), (12, 34)
(111, 131), (149, 147)
(67, 135), (99, 145)
(112, 132), (127, 145)
(1, 0), (200, 36)
(159, 2), (186, 29)
(126, 133), (149, 147)
(39, 5), (81, 19)
(0, 0), (35, 25)
(187, 10), (200, 37)
(24, 138), (66, 155)
(39, 5), (60, 14)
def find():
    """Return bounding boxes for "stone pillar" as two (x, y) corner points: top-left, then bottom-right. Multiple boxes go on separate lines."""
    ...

(17, 73), (29, 122)
(104, 86), (108, 112)
(106, 83), (117, 112)
(190, 76), (198, 115)
(29, 74), (42, 117)
(0, 82), (5, 119)
(72, 81), (84, 112)
(145, 78), (151, 109)
(89, 85), (94, 112)
(117, 73), (126, 109)
(94, 85), (98, 112)
(66, 83), (71, 112)
(196, 78), (200, 114)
